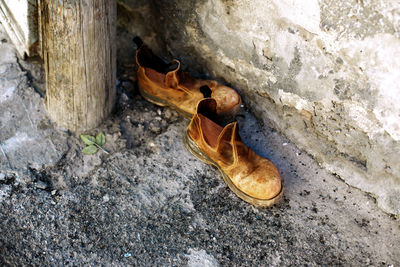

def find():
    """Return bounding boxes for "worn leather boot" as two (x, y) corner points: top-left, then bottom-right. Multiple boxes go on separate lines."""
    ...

(185, 98), (283, 207)
(136, 43), (241, 119)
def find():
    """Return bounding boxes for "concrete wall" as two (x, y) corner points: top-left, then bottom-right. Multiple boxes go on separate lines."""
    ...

(0, 0), (38, 57)
(117, 0), (400, 215)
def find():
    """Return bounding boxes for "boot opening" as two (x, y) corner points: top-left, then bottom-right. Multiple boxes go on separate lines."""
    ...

(166, 61), (179, 72)
(200, 85), (212, 98)
(136, 43), (170, 74)
(198, 98), (217, 121)
(133, 36), (143, 48)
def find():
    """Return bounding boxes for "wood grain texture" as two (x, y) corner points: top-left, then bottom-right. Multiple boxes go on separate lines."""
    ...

(40, 0), (116, 132)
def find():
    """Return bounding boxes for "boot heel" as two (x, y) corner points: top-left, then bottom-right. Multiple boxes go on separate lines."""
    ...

(138, 85), (169, 107)
(184, 132), (215, 166)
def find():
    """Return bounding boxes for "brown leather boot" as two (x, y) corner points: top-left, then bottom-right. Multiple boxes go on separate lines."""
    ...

(136, 44), (241, 119)
(184, 98), (283, 207)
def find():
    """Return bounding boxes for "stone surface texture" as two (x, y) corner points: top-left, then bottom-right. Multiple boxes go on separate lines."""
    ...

(0, 28), (67, 176)
(1, 23), (400, 265)
(117, 0), (400, 215)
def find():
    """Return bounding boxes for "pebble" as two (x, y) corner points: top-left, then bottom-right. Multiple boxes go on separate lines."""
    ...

(36, 181), (48, 190)
(120, 92), (129, 102)
(164, 109), (172, 119)
(122, 81), (135, 92)
(149, 123), (161, 134)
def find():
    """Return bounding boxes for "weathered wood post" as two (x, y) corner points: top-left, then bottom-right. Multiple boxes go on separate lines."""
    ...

(39, 0), (116, 132)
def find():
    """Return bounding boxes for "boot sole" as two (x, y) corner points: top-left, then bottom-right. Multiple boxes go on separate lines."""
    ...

(139, 85), (241, 121)
(184, 131), (283, 207)
(138, 85), (193, 119)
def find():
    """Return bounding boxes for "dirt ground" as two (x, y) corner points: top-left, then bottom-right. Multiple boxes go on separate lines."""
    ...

(0, 26), (399, 266)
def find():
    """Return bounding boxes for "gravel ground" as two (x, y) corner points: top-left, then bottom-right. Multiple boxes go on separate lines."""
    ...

(0, 26), (399, 266)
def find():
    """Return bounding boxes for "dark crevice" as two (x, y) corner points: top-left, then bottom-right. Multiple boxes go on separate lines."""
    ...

(200, 85), (212, 98)
(0, 174), (16, 185)
(16, 56), (45, 98)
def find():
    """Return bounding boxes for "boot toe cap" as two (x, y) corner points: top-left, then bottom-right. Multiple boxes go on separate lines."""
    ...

(237, 161), (282, 200)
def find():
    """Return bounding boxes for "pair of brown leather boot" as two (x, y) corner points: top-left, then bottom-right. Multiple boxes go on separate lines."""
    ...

(136, 42), (282, 207)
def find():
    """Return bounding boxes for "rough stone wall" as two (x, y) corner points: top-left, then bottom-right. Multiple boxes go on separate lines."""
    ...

(117, 0), (400, 215)
(0, 0), (38, 57)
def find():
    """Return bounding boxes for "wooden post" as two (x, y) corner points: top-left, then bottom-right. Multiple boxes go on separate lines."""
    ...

(39, 0), (116, 132)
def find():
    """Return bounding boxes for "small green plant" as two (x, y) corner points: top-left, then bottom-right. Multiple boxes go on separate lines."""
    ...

(80, 131), (109, 155)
